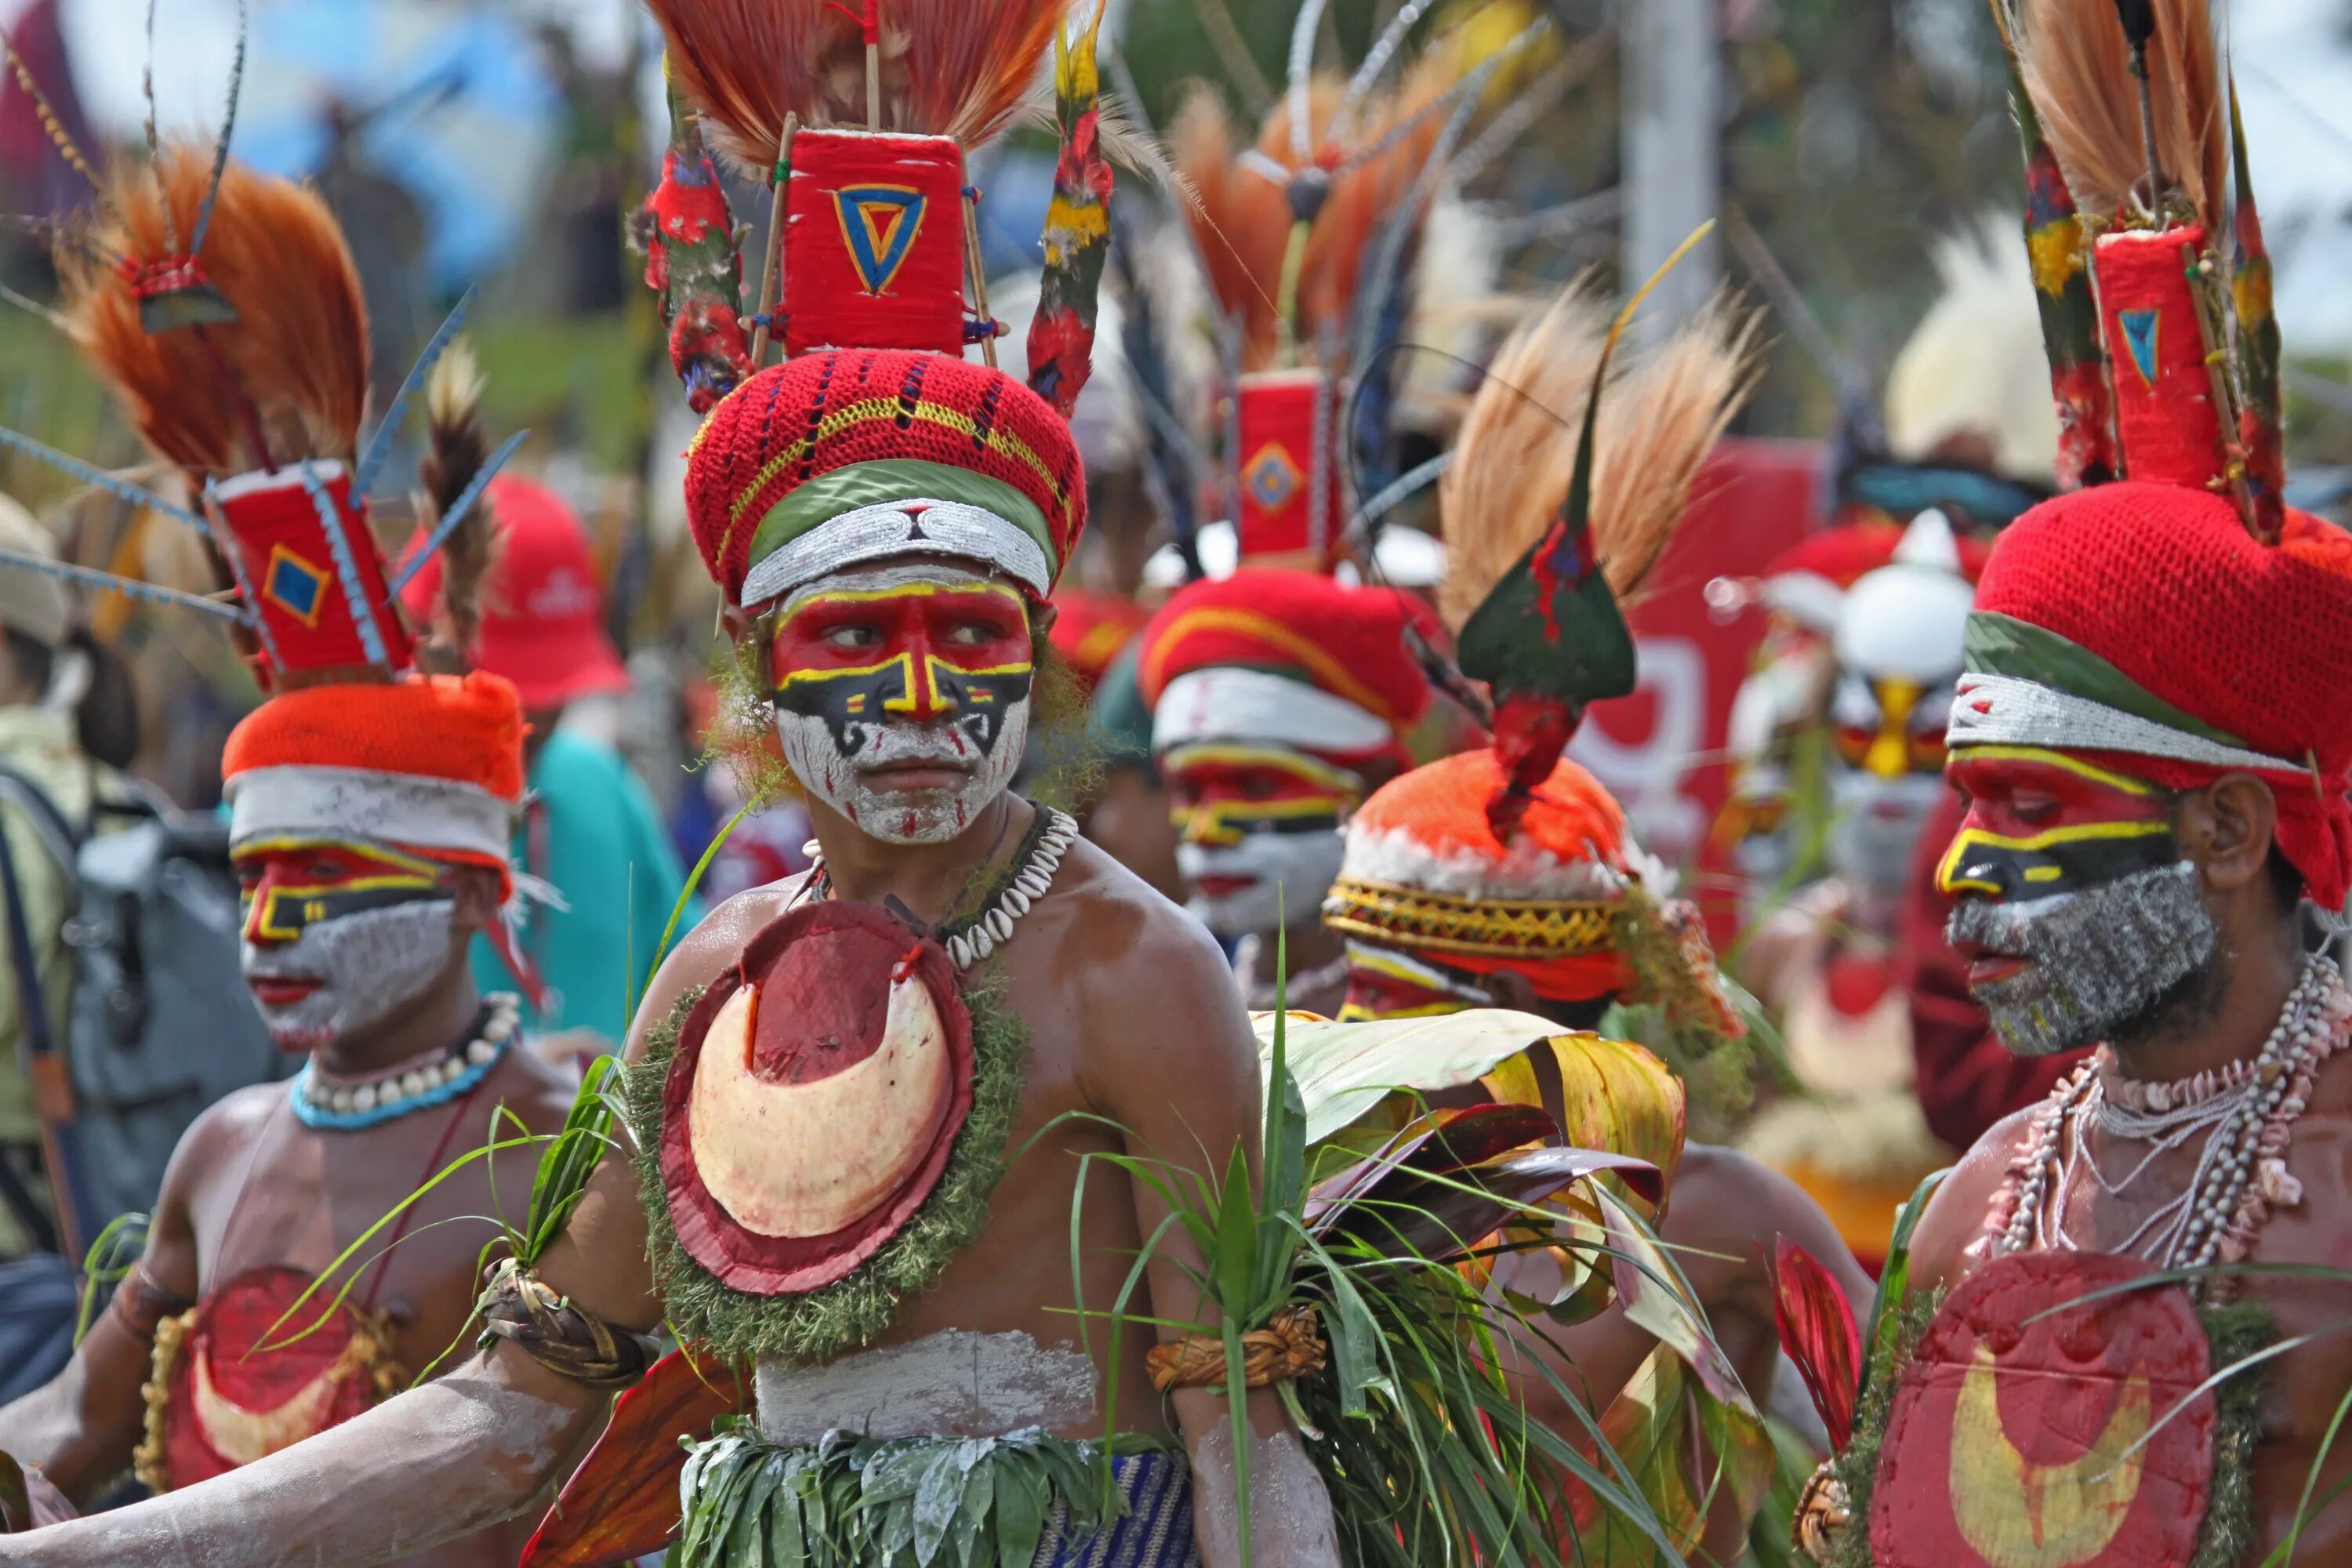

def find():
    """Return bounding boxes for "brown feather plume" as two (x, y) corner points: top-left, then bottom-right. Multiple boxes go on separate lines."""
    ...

(412, 337), (496, 662)
(56, 146), (368, 485)
(1172, 58), (1455, 372)
(2011, 0), (2223, 228)
(648, 0), (1073, 174)
(1438, 282), (1760, 631)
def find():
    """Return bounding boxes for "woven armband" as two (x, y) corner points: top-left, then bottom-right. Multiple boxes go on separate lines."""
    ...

(109, 1262), (193, 1343)
(475, 1258), (659, 1391)
(1145, 1305), (1326, 1395)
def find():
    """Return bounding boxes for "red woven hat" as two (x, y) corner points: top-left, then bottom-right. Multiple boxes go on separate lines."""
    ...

(684, 349), (1084, 610)
(1955, 487), (2352, 907)
(1136, 567), (1439, 766)
(399, 475), (628, 710)
(1325, 748), (1746, 1040)
(1045, 585), (1145, 695)
(220, 673), (528, 893)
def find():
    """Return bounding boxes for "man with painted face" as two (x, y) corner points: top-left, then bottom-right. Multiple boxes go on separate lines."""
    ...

(0, 325), (1336, 1568)
(0, 152), (573, 1564)
(1135, 567), (1437, 1016)
(1794, 13), (2352, 1561)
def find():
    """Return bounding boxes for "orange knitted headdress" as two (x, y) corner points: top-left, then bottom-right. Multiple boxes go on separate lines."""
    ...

(220, 673), (528, 895)
(1326, 749), (1744, 1040)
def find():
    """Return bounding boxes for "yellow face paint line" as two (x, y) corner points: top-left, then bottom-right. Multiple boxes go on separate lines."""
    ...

(1946, 818), (2174, 854)
(232, 838), (443, 877)
(1159, 743), (1363, 796)
(1947, 745), (2158, 797)
(783, 579), (1028, 612)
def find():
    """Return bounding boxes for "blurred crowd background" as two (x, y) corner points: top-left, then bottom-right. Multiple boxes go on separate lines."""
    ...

(3, 0), (2352, 1036)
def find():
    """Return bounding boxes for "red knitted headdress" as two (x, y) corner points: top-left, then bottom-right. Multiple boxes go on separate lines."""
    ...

(684, 349), (1085, 609)
(1136, 567), (1439, 771)
(1045, 585), (1145, 694)
(1958, 491), (2352, 907)
(1969, 1), (2352, 908)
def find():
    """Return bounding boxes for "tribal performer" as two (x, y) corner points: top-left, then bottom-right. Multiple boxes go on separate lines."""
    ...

(1138, 568), (1439, 1016)
(0, 143), (572, 1563)
(1320, 279), (1867, 1556)
(0, 6), (1356, 1565)
(1790, 2), (2352, 1562)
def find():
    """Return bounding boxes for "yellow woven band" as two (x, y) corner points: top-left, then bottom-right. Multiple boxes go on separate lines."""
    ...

(1320, 876), (1620, 960)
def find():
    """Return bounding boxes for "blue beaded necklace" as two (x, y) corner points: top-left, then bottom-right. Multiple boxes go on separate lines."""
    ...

(289, 993), (521, 1131)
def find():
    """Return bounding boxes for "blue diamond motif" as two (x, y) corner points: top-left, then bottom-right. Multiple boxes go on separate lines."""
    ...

(265, 549), (328, 625)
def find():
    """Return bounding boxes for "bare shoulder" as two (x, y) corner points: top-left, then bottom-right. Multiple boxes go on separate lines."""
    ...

(179, 1078), (291, 1157)
(1048, 837), (1237, 1022)
(1903, 1102), (2037, 1297)
(624, 872), (814, 1061)
(1036, 837), (1254, 1115)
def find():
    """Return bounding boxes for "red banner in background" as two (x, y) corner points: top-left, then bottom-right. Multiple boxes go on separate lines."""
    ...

(1568, 437), (1825, 947)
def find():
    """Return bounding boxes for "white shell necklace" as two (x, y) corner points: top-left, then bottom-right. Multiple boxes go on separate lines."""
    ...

(292, 993), (521, 1130)
(805, 804), (1079, 972)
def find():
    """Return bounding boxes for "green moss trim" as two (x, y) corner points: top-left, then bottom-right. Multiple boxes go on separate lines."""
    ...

(1820, 1288), (1939, 1568)
(628, 972), (1032, 1365)
(2190, 1301), (2274, 1568)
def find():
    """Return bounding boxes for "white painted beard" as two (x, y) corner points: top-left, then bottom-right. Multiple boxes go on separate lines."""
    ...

(1179, 831), (1346, 940)
(776, 697), (1031, 846)
(241, 900), (460, 1052)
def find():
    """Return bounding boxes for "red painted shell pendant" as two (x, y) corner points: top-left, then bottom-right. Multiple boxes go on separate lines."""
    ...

(659, 902), (975, 1295)
(1871, 1250), (2215, 1568)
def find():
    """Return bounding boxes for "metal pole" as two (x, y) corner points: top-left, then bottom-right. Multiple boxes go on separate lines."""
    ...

(1621, 0), (1722, 330)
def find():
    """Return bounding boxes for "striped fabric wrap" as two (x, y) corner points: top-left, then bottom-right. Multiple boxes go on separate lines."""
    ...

(1033, 1447), (1198, 1568)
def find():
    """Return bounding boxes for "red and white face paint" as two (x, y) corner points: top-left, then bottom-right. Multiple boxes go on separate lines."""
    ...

(767, 562), (1035, 845)
(234, 838), (460, 1052)
(1163, 743), (1360, 938)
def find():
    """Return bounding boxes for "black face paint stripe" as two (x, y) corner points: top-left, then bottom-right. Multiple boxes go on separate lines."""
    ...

(773, 657), (1035, 759)
(245, 880), (447, 942)
(1937, 821), (2179, 904)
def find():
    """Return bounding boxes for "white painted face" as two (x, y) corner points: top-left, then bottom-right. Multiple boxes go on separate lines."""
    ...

(765, 562), (1035, 845)
(1176, 833), (1348, 940)
(236, 837), (466, 1053)
(241, 901), (460, 1053)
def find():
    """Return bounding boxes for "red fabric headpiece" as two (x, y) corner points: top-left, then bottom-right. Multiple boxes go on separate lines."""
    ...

(1972, 486), (2352, 907)
(1045, 585), (1145, 694)
(684, 349), (1084, 607)
(1135, 567), (1440, 741)
(220, 673), (527, 803)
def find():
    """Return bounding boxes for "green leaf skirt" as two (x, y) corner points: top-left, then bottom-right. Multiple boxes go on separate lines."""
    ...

(674, 1424), (1197, 1568)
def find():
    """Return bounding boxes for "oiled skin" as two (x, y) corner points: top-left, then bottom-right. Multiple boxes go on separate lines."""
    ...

(0, 799), (1327, 1566)
(0, 1029), (575, 1568)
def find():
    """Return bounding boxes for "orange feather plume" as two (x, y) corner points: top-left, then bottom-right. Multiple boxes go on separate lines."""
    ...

(1173, 60), (1455, 372)
(648, 0), (1073, 174)
(58, 146), (368, 485)
(2010, 0), (2223, 230)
